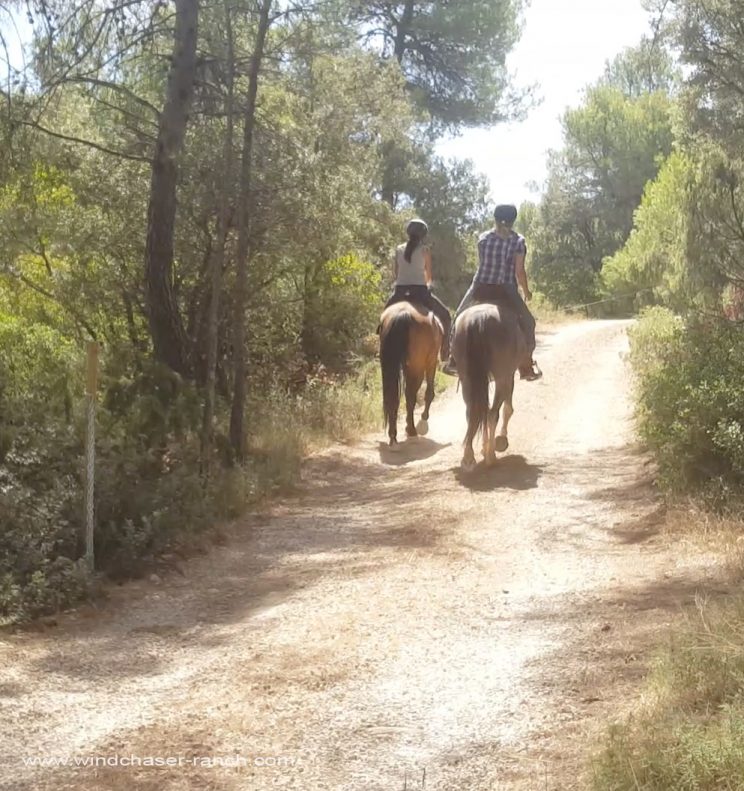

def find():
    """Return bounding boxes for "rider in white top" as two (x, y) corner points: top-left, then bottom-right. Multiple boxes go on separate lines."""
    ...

(381, 219), (453, 361)
(394, 243), (428, 286)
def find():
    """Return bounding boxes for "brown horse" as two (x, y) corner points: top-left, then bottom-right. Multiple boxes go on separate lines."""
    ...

(379, 301), (443, 446)
(452, 300), (526, 469)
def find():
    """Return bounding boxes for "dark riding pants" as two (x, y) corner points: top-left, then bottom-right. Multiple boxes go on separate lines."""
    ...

(471, 283), (536, 355)
(384, 285), (452, 359)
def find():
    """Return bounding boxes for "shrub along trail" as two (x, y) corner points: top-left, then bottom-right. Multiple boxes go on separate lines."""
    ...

(0, 321), (724, 791)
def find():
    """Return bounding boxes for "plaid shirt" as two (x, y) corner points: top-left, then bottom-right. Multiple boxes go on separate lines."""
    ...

(474, 229), (526, 286)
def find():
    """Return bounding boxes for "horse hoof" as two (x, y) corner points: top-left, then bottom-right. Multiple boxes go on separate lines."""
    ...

(485, 452), (498, 467)
(406, 428), (418, 439)
(416, 418), (429, 436)
(461, 453), (476, 472)
(494, 436), (509, 453)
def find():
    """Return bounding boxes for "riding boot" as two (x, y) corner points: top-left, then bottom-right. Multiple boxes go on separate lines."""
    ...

(441, 355), (458, 376)
(440, 333), (450, 362)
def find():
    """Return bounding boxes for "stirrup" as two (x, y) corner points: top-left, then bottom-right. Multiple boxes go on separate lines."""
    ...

(441, 359), (458, 377)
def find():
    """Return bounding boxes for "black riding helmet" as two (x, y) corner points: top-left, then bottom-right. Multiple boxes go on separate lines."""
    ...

(406, 218), (428, 236)
(493, 205), (518, 225)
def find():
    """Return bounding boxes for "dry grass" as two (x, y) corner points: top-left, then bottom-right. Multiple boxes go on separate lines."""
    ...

(661, 500), (744, 579)
(531, 293), (581, 325)
(591, 503), (744, 791)
(242, 360), (384, 495)
(592, 596), (744, 790)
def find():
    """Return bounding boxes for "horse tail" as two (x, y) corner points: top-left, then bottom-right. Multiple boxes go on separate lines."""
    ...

(464, 315), (491, 441)
(380, 311), (411, 433)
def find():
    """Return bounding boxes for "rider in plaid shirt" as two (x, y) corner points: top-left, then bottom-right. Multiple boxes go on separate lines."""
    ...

(475, 227), (526, 287)
(443, 204), (541, 381)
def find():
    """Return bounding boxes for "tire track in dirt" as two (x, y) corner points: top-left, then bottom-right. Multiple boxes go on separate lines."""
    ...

(0, 321), (723, 791)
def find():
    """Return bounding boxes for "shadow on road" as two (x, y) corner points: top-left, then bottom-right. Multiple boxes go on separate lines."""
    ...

(20, 447), (465, 688)
(0, 682), (23, 698)
(501, 566), (729, 786)
(453, 454), (543, 492)
(536, 444), (665, 548)
(377, 437), (451, 466)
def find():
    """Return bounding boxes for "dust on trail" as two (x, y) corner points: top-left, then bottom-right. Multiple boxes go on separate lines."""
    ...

(0, 321), (724, 791)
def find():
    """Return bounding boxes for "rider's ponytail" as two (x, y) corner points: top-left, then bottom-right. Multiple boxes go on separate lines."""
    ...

(404, 221), (428, 263)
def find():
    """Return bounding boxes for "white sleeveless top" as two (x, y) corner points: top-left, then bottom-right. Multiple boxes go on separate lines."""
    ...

(395, 243), (427, 286)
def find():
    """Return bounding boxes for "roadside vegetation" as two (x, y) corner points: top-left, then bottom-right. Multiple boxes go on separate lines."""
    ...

(0, 0), (531, 623)
(590, 308), (744, 791)
(547, 1), (744, 788)
(593, 594), (744, 790)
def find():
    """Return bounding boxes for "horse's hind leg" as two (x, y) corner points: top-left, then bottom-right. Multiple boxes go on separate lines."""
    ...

(388, 414), (398, 446)
(417, 361), (436, 435)
(485, 387), (504, 466)
(461, 379), (478, 469)
(386, 377), (399, 447)
(494, 377), (515, 453)
(481, 384), (492, 459)
(405, 371), (424, 438)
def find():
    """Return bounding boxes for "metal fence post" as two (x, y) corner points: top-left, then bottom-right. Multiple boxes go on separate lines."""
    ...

(84, 341), (99, 572)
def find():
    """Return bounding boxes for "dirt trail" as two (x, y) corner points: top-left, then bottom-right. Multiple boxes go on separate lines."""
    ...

(0, 321), (723, 791)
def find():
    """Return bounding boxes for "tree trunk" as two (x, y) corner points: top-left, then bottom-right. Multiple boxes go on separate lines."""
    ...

(376, 0), (416, 206)
(201, 0), (235, 475)
(393, 0), (415, 63)
(144, 0), (199, 376)
(381, 0), (415, 207)
(300, 259), (322, 363)
(229, 0), (273, 461)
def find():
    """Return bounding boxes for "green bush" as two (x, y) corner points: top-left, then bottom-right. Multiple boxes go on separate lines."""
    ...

(301, 254), (383, 367)
(0, 314), (77, 443)
(629, 308), (744, 497)
(0, 318), (384, 623)
(0, 326), (230, 618)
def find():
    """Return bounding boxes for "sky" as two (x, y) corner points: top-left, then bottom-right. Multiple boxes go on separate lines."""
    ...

(0, 9), (30, 81)
(436, 0), (654, 206)
(2, 1), (653, 207)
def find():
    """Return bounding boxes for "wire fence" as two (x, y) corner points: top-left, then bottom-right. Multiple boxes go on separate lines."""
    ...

(563, 288), (656, 316)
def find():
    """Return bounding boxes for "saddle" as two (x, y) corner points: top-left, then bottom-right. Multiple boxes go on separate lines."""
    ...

(394, 286), (429, 304)
(397, 295), (441, 332)
(471, 283), (515, 309)
(377, 289), (439, 334)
